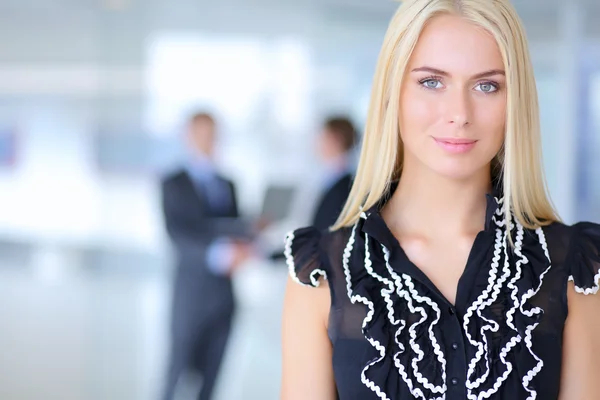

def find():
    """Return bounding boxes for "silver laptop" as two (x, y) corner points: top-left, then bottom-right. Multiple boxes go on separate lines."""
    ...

(260, 185), (296, 223)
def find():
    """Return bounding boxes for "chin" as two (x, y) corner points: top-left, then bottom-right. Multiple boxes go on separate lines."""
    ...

(427, 158), (492, 182)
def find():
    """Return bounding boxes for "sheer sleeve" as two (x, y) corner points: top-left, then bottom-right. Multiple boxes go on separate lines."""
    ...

(284, 227), (329, 288)
(567, 222), (600, 295)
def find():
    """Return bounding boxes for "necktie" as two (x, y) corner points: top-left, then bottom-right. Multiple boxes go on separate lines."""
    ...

(205, 176), (231, 215)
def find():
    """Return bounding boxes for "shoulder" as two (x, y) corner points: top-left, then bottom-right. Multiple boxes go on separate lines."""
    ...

(559, 221), (600, 396)
(161, 168), (187, 187)
(543, 220), (600, 295)
(285, 226), (353, 288)
(224, 177), (236, 188)
(331, 173), (354, 193)
(565, 221), (600, 295)
(338, 172), (354, 185)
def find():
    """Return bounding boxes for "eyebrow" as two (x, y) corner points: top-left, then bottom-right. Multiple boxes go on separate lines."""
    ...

(411, 66), (505, 79)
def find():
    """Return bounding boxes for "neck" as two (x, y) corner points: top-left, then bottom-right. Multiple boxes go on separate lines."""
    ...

(324, 153), (349, 171)
(383, 161), (492, 238)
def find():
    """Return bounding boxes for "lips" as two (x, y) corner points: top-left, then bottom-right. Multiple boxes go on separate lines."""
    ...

(434, 138), (477, 145)
(433, 137), (477, 154)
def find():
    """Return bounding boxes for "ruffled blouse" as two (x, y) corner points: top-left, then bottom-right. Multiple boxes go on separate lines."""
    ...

(285, 193), (600, 400)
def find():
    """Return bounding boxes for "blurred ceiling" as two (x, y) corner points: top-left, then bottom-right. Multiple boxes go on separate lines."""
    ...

(0, 0), (597, 66)
(0, 0), (597, 33)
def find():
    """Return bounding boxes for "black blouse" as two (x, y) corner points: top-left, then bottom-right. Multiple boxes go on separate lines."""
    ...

(285, 192), (600, 400)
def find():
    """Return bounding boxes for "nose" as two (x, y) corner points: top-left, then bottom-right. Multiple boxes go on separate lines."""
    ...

(446, 88), (471, 127)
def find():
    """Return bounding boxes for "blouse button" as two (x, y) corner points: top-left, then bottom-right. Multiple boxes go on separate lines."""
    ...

(452, 343), (459, 350)
(448, 307), (455, 316)
(451, 378), (459, 386)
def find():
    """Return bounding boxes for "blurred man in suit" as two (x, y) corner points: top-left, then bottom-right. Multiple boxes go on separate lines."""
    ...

(161, 112), (253, 400)
(268, 116), (357, 262)
(310, 116), (357, 230)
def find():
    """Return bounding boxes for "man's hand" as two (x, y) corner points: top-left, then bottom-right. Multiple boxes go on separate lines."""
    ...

(254, 217), (271, 234)
(228, 240), (254, 275)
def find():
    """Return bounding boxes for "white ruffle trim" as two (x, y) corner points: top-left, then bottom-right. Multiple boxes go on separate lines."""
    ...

(517, 227), (552, 400)
(331, 195), (554, 399)
(347, 213), (447, 400)
(284, 230), (327, 287)
(462, 201), (552, 400)
(382, 246), (446, 400)
(568, 272), (600, 295)
(342, 221), (391, 400)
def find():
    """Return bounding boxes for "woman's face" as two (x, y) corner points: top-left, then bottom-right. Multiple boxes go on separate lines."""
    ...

(399, 14), (507, 180)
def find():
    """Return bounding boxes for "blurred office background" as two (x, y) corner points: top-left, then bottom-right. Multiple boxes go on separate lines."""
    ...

(0, 0), (598, 399)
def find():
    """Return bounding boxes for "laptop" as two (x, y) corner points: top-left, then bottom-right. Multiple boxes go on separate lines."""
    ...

(213, 184), (296, 240)
(260, 184), (296, 223)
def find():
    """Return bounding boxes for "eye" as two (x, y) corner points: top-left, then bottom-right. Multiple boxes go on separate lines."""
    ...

(420, 78), (443, 90)
(475, 82), (499, 93)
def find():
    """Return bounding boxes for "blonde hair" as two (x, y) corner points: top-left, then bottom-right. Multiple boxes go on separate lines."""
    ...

(332, 0), (559, 231)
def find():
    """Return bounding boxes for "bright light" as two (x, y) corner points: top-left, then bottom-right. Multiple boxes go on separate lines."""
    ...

(144, 34), (269, 136)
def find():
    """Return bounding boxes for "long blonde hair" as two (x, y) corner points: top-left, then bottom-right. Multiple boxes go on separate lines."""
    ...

(332, 0), (559, 231)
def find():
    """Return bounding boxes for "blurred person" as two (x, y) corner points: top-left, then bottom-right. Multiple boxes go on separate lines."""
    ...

(269, 117), (357, 262)
(311, 116), (358, 231)
(161, 112), (253, 400)
(281, 1), (600, 400)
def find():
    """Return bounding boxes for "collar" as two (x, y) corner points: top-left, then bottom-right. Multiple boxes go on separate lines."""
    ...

(186, 153), (217, 183)
(321, 154), (352, 189)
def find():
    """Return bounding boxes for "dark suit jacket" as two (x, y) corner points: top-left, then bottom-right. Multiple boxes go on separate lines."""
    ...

(161, 169), (245, 317)
(310, 172), (354, 231)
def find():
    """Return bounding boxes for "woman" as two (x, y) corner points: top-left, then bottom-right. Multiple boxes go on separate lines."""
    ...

(281, 0), (600, 399)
